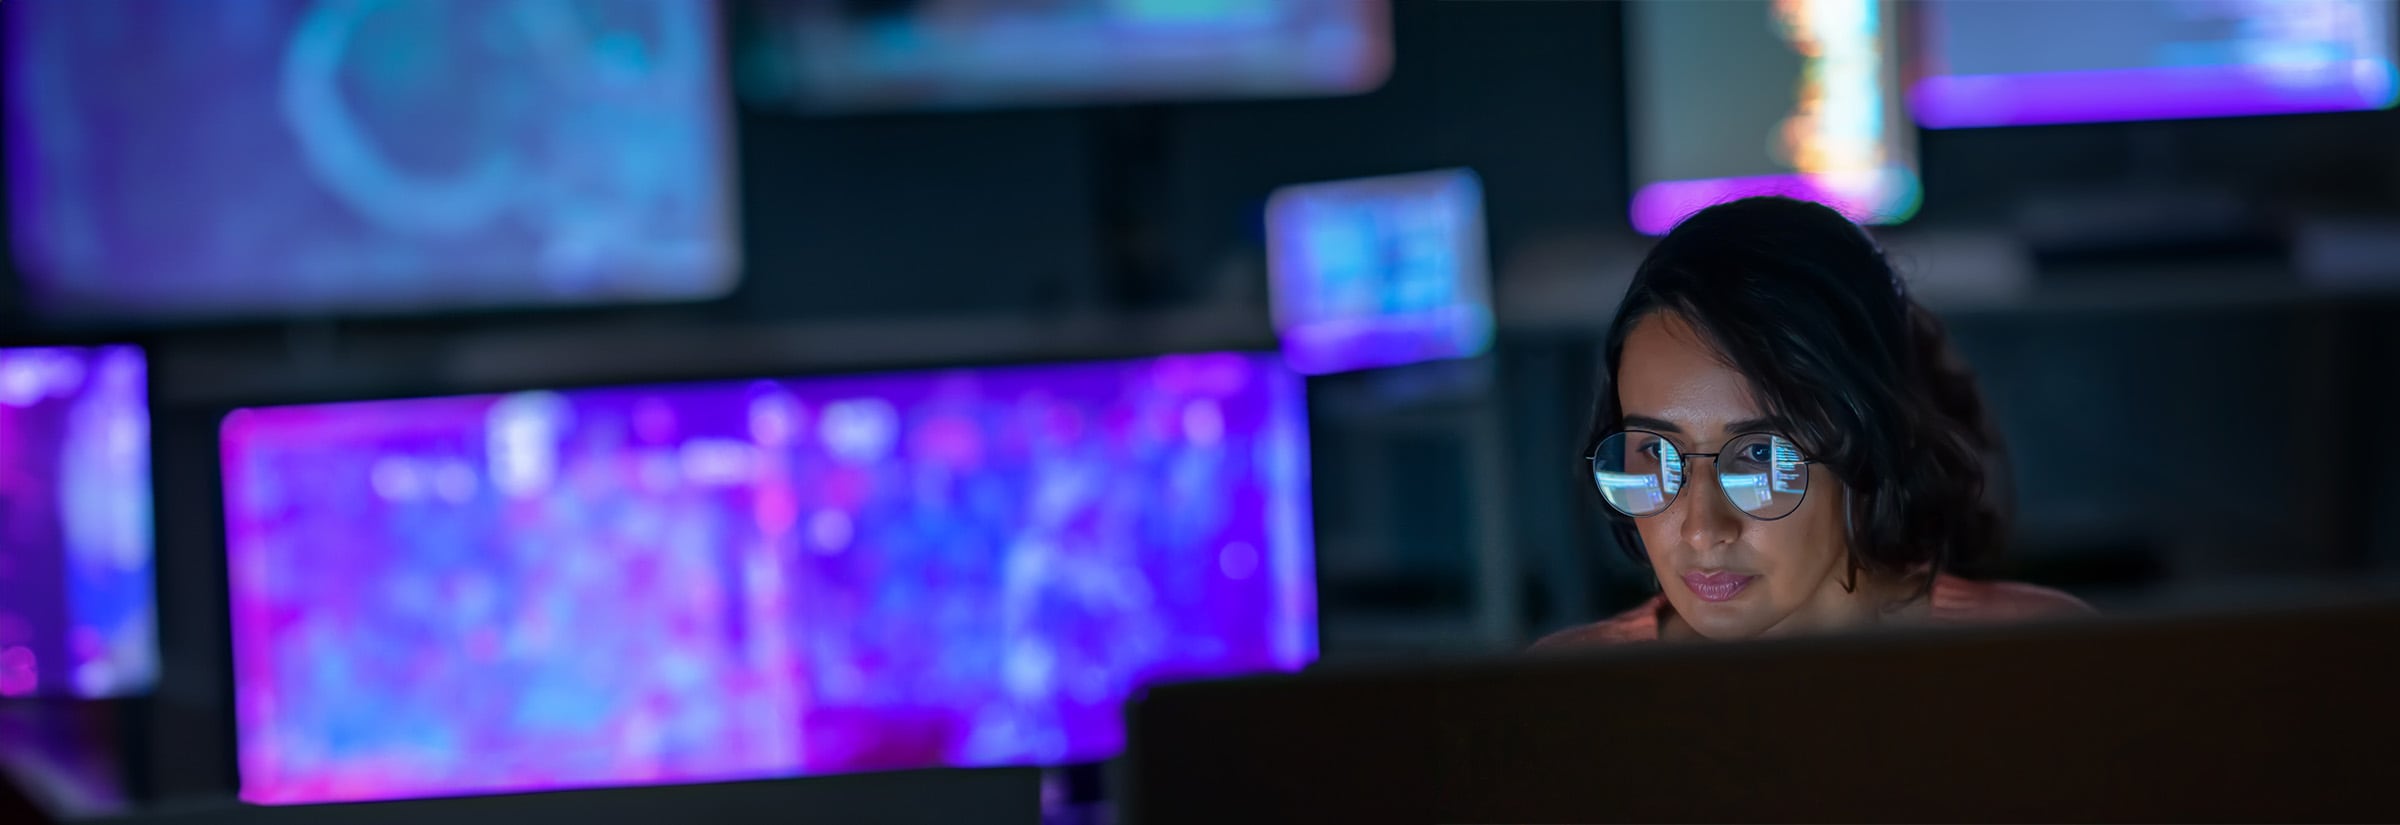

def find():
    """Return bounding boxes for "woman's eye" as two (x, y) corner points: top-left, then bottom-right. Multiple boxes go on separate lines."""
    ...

(1742, 443), (1773, 463)
(1640, 442), (1663, 460)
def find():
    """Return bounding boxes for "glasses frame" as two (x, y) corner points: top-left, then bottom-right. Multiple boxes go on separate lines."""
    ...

(1587, 429), (1821, 521)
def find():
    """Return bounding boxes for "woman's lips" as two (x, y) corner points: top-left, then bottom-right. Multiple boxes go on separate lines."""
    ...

(1681, 570), (1756, 603)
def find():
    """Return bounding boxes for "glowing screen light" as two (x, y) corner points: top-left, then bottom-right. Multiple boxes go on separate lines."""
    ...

(1265, 169), (1495, 376)
(1722, 472), (1775, 513)
(220, 352), (1317, 805)
(1626, 0), (1920, 235)
(3, 0), (739, 321)
(736, 0), (1393, 113)
(1911, 0), (2399, 128)
(0, 345), (156, 699)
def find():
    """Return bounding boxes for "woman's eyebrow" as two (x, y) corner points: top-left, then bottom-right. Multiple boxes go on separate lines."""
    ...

(1624, 414), (1789, 436)
(1725, 416), (1787, 434)
(1621, 414), (1682, 433)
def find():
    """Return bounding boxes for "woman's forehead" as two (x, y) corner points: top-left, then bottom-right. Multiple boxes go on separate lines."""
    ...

(1617, 313), (1766, 435)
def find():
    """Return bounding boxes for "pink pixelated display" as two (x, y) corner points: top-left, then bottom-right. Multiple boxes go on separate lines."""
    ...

(221, 352), (1316, 804)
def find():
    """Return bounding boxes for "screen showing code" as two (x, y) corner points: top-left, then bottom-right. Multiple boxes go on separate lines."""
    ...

(1912, 0), (2399, 127)
(1626, 0), (1919, 234)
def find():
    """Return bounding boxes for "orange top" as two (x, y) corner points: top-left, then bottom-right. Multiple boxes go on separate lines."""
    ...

(1532, 574), (2093, 649)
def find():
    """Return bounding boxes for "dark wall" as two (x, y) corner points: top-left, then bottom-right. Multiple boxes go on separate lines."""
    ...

(731, 109), (1096, 320)
(725, 0), (1627, 321)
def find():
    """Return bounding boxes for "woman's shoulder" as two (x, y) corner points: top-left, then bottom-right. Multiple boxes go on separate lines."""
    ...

(1928, 574), (2095, 623)
(1531, 596), (1664, 650)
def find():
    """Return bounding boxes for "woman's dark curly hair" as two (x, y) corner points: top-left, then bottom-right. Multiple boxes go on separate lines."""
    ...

(1587, 197), (2006, 592)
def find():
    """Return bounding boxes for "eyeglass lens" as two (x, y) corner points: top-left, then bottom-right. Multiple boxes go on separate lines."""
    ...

(1591, 431), (1807, 519)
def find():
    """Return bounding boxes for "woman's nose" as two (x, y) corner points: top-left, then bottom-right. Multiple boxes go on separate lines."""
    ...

(1677, 462), (1743, 550)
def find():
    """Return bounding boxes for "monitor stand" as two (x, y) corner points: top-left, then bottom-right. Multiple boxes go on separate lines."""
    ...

(1310, 355), (1522, 656)
(1042, 762), (1111, 825)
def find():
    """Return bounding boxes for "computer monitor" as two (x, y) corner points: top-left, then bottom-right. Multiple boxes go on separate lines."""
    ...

(3, 0), (739, 321)
(1626, 0), (1919, 235)
(1910, 0), (2400, 128)
(0, 344), (155, 699)
(1265, 169), (1495, 377)
(219, 352), (1317, 804)
(734, 0), (1393, 113)
(1125, 598), (2400, 823)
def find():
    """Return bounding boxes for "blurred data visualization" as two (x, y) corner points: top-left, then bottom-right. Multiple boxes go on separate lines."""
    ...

(3, 0), (739, 321)
(220, 352), (1317, 804)
(0, 345), (156, 700)
(1266, 169), (1495, 376)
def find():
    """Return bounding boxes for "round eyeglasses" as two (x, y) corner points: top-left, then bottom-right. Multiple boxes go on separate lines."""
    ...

(1589, 431), (1816, 520)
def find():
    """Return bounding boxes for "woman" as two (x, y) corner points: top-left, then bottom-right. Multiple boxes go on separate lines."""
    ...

(1538, 197), (2087, 648)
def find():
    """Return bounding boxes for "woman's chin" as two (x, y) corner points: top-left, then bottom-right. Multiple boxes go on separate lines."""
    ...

(1673, 598), (1775, 641)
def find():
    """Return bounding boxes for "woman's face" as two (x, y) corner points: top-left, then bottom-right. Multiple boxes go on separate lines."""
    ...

(1616, 312), (1854, 640)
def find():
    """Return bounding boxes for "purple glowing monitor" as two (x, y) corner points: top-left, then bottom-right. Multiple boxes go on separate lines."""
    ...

(220, 352), (1317, 805)
(0, 345), (157, 699)
(1626, 0), (1920, 235)
(1265, 169), (1495, 376)
(3, 0), (739, 321)
(1911, 0), (2400, 128)
(737, 0), (1393, 113)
